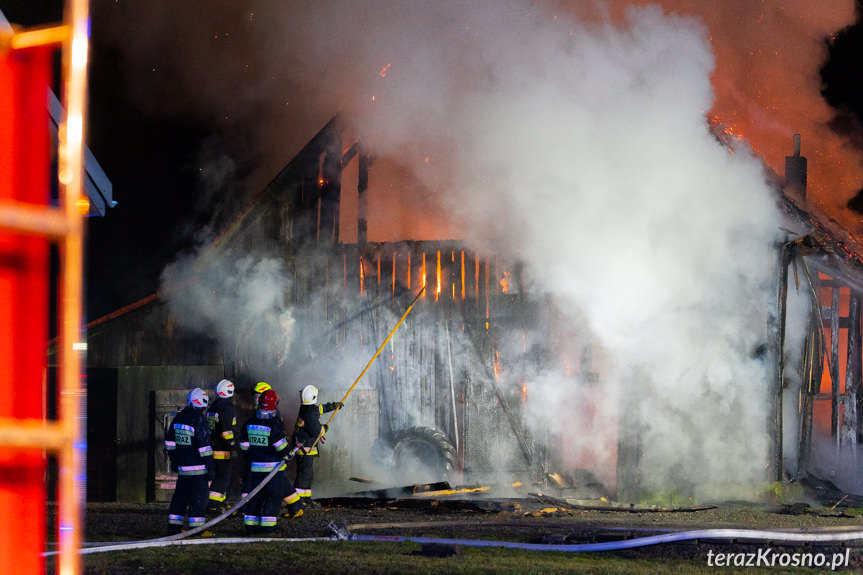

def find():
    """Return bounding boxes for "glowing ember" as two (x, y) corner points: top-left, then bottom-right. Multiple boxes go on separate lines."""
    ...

(500, 270), (510, 293)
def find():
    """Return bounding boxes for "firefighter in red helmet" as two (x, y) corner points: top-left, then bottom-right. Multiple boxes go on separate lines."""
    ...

(239, 389), (303, 535)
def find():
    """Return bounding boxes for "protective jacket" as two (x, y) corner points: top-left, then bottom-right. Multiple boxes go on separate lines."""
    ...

(165, 405), (213, 476)
(239, 409), (300, 533)
(292, 402), (339, 456)
(207, 396), (236, 460)
(239, 410), (289, 473)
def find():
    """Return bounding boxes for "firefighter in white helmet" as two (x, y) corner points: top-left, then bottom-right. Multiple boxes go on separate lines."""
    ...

(165, 388), (213, 535)
(206, 379), (236, 514)
(289, 384), (342, 509)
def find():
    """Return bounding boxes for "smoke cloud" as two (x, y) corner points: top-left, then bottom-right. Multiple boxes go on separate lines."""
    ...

(160, 249), (297, 374)
(334, 1), (789, 499)
(98, 1), (860, 499)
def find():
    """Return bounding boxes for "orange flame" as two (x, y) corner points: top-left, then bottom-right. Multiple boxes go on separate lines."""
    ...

(421, 252), (427, 297)
(460, 251), (466, 300)
(493, 349), (500, 380)
(436, 250), (442, 301)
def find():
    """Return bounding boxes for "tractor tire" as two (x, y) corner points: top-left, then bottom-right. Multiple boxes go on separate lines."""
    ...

(390, 426), (457, 482)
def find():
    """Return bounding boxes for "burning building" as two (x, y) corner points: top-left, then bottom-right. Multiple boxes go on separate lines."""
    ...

(80, 1), (863, 507)
(774, 140), (863, 496)
(83, 104), (863, 507)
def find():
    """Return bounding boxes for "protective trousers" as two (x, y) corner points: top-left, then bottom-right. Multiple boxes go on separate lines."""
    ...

(294, 452), (316, 504)
(208, 458), (232, 509)
(243, 470), (285, 535)
(167, 474), (209, 535)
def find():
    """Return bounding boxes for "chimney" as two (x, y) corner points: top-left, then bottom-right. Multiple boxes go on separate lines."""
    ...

(784, 134), (807, 199)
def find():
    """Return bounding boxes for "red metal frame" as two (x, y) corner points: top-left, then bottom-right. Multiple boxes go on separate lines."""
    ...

(0, 41), (52, 574)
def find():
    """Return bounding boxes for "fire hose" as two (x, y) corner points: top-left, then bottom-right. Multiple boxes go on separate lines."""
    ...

(47, 521), (863, 556)
(148, 285), (427, 542)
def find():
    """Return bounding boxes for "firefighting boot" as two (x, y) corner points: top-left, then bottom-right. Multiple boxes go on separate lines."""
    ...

(231, 496), (246, 517)
(206, 500), (226, 515)
(281, 506), (304, 519)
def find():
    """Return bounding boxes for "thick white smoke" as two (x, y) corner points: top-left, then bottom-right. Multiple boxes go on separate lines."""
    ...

(160, 249), (297, 374)
(340, 3), (786, 500)
(102, 1), (858, 499)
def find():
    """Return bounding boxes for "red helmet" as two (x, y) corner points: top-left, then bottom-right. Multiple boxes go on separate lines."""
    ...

(258, 389), (279, 412)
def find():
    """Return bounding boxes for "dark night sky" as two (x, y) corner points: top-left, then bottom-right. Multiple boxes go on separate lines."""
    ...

(2, 1), (863, 321)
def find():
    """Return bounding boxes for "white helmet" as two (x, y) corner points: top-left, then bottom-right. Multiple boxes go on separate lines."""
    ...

(216, 379), (234, 398)
(187, 388), (209, 409)
(301, 385), (318, 405)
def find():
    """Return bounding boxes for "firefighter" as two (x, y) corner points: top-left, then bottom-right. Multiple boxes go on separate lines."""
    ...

(240, 381), (280, 501)
(206, 378), (236, 514)
(253, 381), (272, 408)
(291, 384), (343, 508)
(239, 389), (303, 535)
(164, 388), (213, 536)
